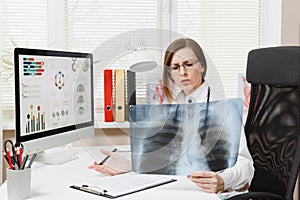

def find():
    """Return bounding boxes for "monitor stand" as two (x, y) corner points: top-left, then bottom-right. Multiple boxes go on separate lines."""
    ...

(35, 146), (79, 165)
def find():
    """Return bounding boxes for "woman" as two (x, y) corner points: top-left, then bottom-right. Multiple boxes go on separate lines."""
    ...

(89, 38), (254, 194)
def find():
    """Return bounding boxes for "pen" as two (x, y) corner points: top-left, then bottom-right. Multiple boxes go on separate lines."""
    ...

(19, 147), (23, 167)
(98, 148), (117, 165)
(15, 148), (21, 169)
(21, 153), (29, 170)
(70, 185), (107, 196)
(27, 152), (38, 168)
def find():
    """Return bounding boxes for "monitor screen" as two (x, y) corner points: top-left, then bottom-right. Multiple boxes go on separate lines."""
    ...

(14, 48), (94, 154)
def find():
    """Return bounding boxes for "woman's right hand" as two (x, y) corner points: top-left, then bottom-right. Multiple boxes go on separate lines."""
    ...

(88, 149), (131, 176)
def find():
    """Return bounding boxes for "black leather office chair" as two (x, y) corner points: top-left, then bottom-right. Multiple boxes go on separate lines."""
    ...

(228, 47), (300, 200)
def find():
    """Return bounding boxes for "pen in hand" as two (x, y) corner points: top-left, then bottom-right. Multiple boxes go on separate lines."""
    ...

(98, 148), (117, 165)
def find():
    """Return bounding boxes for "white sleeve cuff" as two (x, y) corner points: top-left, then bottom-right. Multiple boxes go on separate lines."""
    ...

(218, 169), (234, 191)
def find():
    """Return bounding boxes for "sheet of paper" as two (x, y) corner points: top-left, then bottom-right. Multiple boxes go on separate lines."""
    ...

(84, 172), (175, 197)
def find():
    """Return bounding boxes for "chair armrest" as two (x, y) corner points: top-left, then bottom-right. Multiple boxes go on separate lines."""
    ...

(226, 191), (283, 200)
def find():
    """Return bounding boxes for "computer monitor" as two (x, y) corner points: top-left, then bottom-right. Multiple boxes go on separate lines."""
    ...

(14, 48), (94, 163)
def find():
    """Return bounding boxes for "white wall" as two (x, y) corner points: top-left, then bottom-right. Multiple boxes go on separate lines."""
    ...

(0, 0), (3, 183)
(261, 0), (281, 47)
(282, 2), (300, 199)
(0, 60), (2, 184)
(282, 0), (300, 45)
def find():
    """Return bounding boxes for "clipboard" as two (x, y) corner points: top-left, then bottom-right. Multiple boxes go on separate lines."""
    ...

(70, 173), (177, 198)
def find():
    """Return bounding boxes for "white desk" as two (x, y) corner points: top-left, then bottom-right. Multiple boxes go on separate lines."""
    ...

(0, 146), (221, 200)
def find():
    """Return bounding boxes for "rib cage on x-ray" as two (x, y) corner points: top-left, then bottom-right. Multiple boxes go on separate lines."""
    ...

(129, 98), (243, 175)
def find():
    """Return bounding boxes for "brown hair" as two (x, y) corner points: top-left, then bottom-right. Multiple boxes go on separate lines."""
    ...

(162, 38), (207, 103)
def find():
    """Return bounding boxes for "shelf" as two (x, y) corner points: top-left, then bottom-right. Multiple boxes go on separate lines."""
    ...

(94, 121), (130, 129)
(94, 113), (130, 128)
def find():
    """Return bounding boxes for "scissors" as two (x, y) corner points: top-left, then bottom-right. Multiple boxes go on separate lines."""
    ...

(4, 140), (24, 170)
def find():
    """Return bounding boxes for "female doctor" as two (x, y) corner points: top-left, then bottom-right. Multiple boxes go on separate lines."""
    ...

(89, 38), (254, 194)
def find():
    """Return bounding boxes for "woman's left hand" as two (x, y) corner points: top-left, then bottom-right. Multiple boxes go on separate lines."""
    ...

(188, 171), (224, 193)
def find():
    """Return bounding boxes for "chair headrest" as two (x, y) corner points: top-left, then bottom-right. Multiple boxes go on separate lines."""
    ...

(247, 46), (300, 86)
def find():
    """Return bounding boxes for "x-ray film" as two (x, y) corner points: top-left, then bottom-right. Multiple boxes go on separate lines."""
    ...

(129, 98), (243, 175)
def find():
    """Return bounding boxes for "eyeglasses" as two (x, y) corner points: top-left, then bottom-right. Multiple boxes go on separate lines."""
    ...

(168, 59), (199, 73)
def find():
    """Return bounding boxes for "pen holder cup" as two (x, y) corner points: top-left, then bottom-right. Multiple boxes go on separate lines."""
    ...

(7, 168), (31, 200)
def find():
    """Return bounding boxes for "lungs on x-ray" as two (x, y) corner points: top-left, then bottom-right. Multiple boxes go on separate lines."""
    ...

(129, 98), (243, 175)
